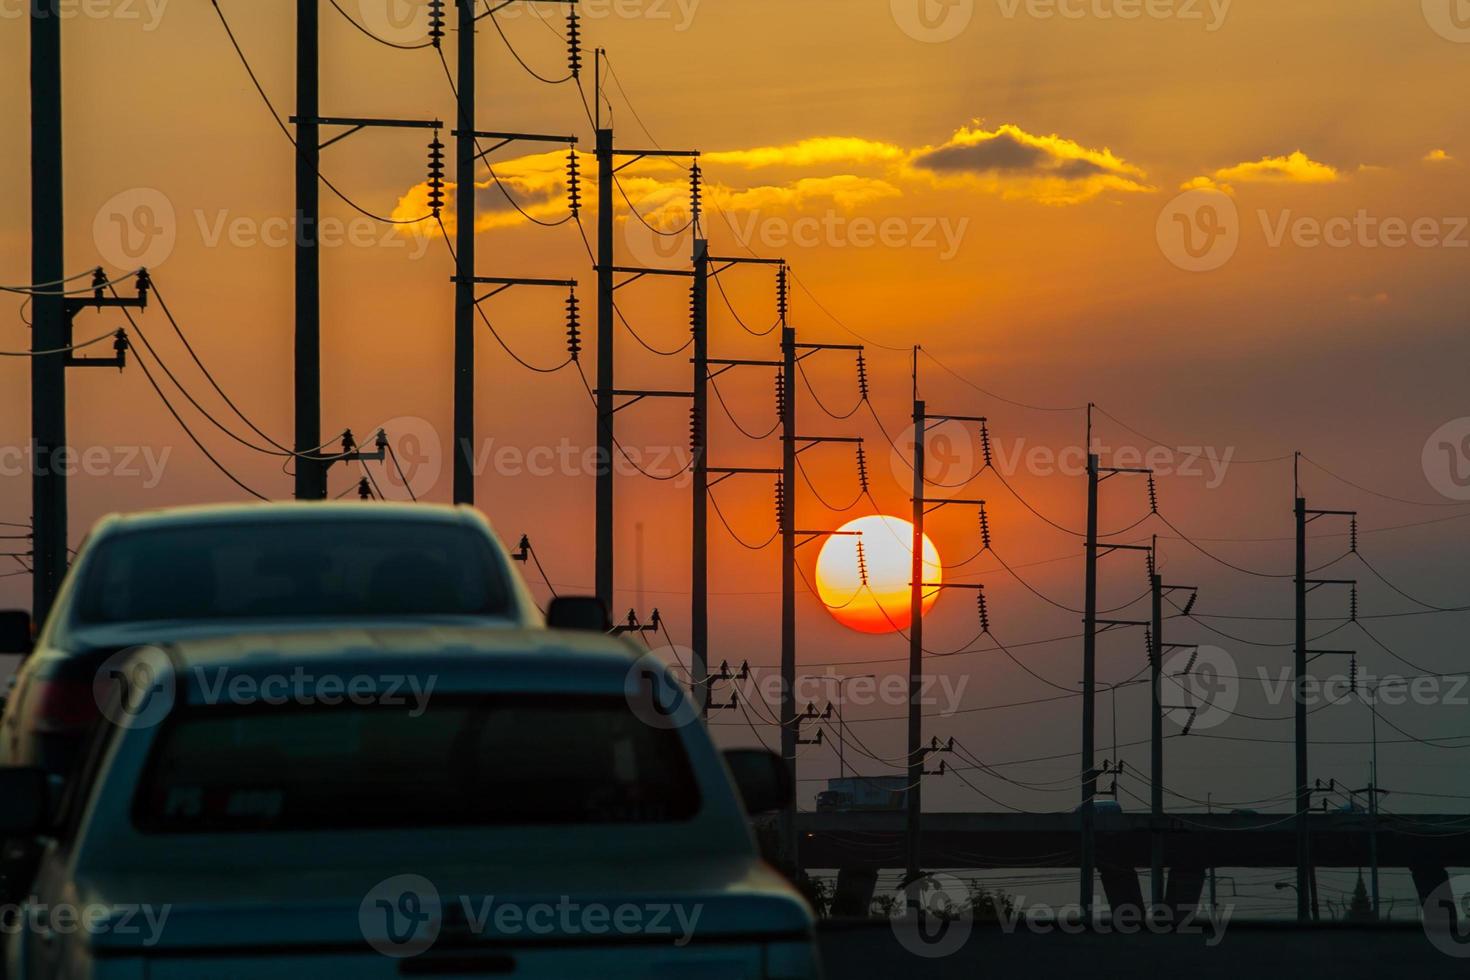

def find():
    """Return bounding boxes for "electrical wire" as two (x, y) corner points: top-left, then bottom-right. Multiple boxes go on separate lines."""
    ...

(0, 331), (117, 357)
(708, 375), (780, 440)
(326, 0), (434, 49)
(706, 486), (778, 550)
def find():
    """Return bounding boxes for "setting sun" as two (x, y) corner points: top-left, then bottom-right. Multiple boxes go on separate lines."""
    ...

(814, 515), (942, 634)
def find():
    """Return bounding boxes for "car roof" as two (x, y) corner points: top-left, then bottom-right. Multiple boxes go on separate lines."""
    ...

(96, 501), (485, 535)
(151, 627), (647, 702)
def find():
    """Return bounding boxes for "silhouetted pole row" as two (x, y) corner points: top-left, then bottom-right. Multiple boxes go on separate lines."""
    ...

(906, 383), (987, 882)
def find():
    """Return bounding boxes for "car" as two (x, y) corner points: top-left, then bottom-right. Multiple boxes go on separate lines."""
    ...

(0, 502), (544, 781)
(0, 627), (819, 979)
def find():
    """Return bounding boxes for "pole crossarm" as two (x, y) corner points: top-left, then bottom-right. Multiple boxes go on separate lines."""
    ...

(709, 256), (784, 276)
(795, 529), (859, 549)
(921, 413), (987, 429)
(1305, 508), (1357, 522)
(607, 388), (693, 413)
(794, 342), (862, 351)
(918, 496), (985, 516)
(919, 581), (985, 590)
(289, 115), (442, 151)
(1305, 578), (1356, 593)
(793, 436), (863, 455)
(454, 275), (577, 304)
(1305, 648), (1357, 663)
(1097, 542), (1153, 558)
(479, 0), (577, 20)
(1097, 618), (1150, 632)
(453, 129), (577, 158)
(610, 148), (700, 174)
(706, 356), (782, 380)
(708, 465), (781, 490)
(601, 266), (696, 291)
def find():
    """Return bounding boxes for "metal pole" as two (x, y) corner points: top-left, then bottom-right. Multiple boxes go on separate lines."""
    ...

(30, 0), (67, 621)
(1080, 452), (1099, 915)
(906, 398), (926, 881)
(779, 320), (797, 868)
(690, 238), (709, 714)
(452, 0), (476, 506)
(1295, 494), (1310, 921)
(1369, 697), (1380, 918)
(595, 121), (615, 610)
(1150, 566), (1164, 909)
(294, 0), (323, 500)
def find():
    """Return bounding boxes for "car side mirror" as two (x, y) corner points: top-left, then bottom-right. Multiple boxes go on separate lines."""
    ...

(723, 748), (793, 815)
(546, 596), (611, 633)
(0, 768), (48, 834)
(0, 610), (32, 655)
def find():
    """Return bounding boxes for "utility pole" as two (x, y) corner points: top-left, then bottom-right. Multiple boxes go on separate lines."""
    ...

(453, 0), (476, 506)
(295, 0), (323, 500)
(906, 389), (988, 882)
(591, 49), (697, 612)
(690, 248), (783, 714)
(29, 4), (141, 620)
(1148, 538), (1197, 911)
(1079, 406), (1153, 916)
(776, 287), (864, 868)
(1293, 454), (1357, 922)
(30, 0), (65, 621)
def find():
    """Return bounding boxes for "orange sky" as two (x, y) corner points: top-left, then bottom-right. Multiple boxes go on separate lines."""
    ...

(2, 2), (1469, 839)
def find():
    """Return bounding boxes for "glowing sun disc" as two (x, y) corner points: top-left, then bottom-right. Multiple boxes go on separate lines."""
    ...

(815, 515), (942, 634)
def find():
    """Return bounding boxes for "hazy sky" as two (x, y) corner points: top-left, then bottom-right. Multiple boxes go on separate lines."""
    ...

(2, 0), (1468, 911)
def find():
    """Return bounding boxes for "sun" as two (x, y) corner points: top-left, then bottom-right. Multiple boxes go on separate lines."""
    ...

(814, 515), (942, 634)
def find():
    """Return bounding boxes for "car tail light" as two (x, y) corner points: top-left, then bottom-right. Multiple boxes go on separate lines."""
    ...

(27, 679), (99, 735)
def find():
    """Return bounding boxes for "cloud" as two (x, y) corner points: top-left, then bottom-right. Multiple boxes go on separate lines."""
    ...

(715, 175), (903, 212)
(1185, 150), (1339, 193)
(905, 123), (1152, 204)
(702, 137), (906, 170)
(1425, 148), (1454, 163)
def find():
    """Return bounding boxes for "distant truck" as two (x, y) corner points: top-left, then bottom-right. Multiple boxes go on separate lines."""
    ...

(815, 776), (908, 812)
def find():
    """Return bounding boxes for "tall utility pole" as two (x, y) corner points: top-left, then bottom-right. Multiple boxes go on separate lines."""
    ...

(776, 294), (863, 866)
(1079, 406), (1153, 916)
(452, 0), (476, 505)
(591, 49), (697, 612)
(1293, 470), (1357, 922)
(1148, 540), (1197, 911)
(1080, 448), (1099, 914)
(447, 0), (578, 506)
(906, 390), (987, 881)
(690, 248), (783, 714)
(295, 0), (323, 500)
(30, 0), (65, 620)
(690, 236), (709, 700)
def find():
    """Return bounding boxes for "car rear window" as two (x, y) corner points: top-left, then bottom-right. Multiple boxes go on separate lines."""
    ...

(76, 521), (511, 622)
(133, 697), (701, 832)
